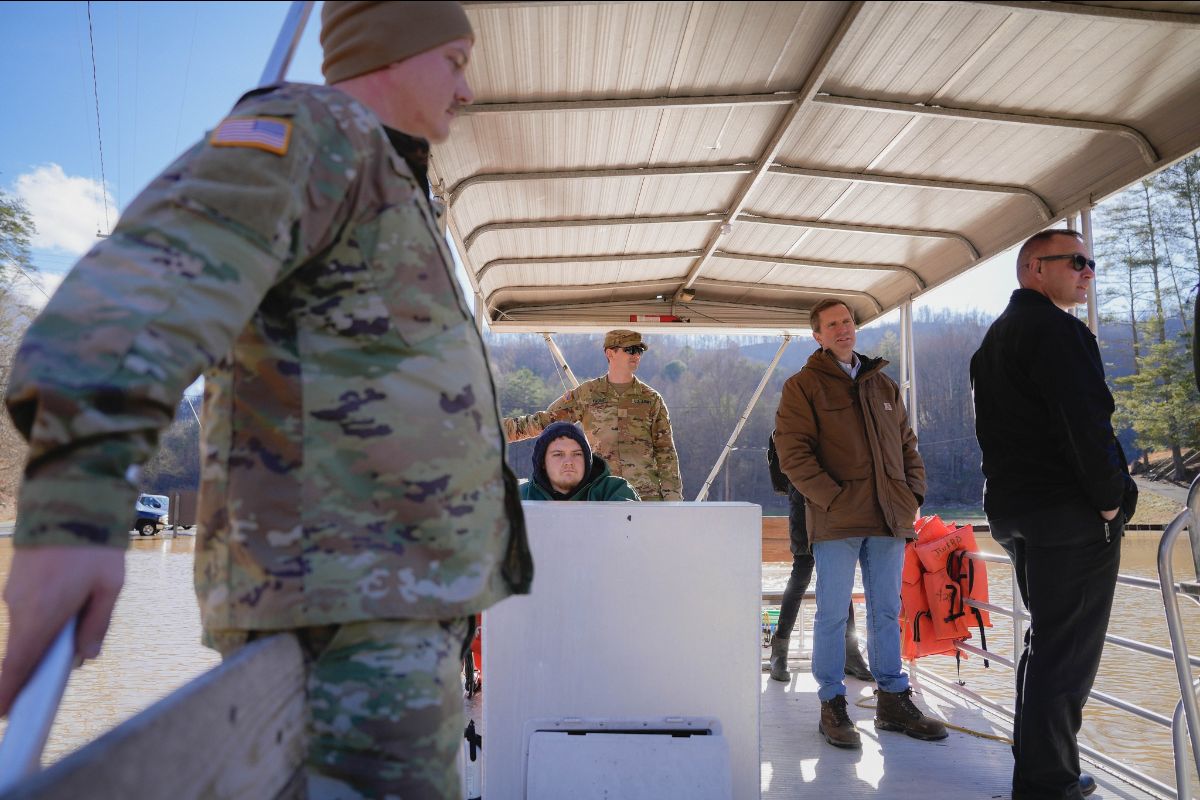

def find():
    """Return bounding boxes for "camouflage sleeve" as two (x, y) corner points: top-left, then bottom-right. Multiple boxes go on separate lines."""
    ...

(503, 389), (578, 442)
(4, 88), (356, 548)
(650, 395), (684, 501)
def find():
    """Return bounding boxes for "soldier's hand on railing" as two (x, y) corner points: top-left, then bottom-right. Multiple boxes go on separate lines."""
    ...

(550, 391), (576, 420)
(0, 547), (125, 716)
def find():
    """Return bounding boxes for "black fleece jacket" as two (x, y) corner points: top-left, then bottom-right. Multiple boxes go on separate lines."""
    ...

(970, 289), (1133, 522)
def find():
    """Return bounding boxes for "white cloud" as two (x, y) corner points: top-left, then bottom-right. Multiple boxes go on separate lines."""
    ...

(12, 164), (113, 256)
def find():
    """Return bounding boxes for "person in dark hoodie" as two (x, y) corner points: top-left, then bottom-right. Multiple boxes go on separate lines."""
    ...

(521, 421), (639, 501)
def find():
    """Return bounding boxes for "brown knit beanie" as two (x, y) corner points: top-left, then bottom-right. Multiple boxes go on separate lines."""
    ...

(321, 1), (474, 85)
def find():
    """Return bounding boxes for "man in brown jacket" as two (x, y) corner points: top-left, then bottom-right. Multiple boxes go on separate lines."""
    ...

(774, 298), (946, 749)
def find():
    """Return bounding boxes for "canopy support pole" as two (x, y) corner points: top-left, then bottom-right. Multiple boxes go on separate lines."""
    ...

(696, 335), (791, 501)
(258, 2), (314, 86)
(1082, 206), (1100, 339)
(542, 334), (581, 391)
(900, 300), (919, 437)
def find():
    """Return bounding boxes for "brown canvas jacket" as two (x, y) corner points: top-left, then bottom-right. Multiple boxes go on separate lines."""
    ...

(774, 348), (926, 543)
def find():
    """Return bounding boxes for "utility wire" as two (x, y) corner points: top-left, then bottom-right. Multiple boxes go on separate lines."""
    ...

(86, 1), (112, 234)
(10, 266), (51, 301)
(174, 8), (199, 152)
(114, 1), (121, 210)
(132, 4), (140, 193)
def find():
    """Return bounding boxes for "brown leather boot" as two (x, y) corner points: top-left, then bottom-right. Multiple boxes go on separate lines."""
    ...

(769, 635), (789, 682)
(819, 695), (862, 749)
(874, 688), (948, 741)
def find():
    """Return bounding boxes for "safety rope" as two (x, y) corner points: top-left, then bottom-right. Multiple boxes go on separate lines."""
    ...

(852, 696), (1013, 745)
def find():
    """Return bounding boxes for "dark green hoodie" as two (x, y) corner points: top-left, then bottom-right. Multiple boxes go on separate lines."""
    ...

(520, 453), (640, 502)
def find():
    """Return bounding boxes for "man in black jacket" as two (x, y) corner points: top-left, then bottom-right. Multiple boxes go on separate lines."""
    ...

(971, 229), (1136, 800)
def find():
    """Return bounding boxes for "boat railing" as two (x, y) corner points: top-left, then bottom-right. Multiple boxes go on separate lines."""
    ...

(1157, 476), (1200, 800)
(936, 548), (1188, 799)
(0, 634), (306, 800)
(759, 485), (1200, 800)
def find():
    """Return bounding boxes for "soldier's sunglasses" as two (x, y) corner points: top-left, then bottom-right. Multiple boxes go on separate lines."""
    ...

(1038, 253), (1096, 272)
(620, 345), (646, 355)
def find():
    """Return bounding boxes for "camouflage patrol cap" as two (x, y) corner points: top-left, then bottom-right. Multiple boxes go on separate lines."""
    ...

(321, 1), (474, 85)
(603, 330), (648, 350)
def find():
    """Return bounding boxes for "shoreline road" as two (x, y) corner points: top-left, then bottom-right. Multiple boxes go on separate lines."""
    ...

(1134, 476), (1194, 508)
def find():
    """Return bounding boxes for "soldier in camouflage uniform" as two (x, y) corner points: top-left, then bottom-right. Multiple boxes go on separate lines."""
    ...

(504, 330), (684, 501)
(0, 3), (532, 797)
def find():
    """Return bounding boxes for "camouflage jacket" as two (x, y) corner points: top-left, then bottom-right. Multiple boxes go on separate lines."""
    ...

(504, 376), (683, 500)
(5, 83), (532, 634)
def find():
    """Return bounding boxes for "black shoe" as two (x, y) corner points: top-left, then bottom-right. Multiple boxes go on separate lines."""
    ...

(1079, 773), (1096, 797)
(844, 644), (874, 682)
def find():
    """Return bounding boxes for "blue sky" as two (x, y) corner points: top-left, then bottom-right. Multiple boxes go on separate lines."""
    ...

(0, 0), (1020, 322)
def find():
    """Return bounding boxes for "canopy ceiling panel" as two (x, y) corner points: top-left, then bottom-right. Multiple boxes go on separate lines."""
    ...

(866, 118), (1133, 190)
(434, 0), (1200, 335)
(479, 256), (694, 299)
(469, 224), (717, 267)
(464, 1), (844, 99)
(448, 174), (744, 236)
(744, 174), (1033, 234)
(704, 255), (901, 294)
(440, 105), (786, 176)
(489, 283), (684, 313)
(727, 221), (968, 269)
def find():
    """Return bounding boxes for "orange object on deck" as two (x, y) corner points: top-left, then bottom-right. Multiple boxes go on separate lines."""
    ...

(900, 517), (992, 661)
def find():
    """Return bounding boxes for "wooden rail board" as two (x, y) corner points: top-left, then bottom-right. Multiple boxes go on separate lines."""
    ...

(762, 516), (791, 562)
(0, 635), (306, 800)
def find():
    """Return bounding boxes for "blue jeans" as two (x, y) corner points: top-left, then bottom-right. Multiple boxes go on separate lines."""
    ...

(812, 536), (908, 701)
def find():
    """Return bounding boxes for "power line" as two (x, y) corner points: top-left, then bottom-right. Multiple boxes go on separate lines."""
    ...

(174, 8), (200, 152)
(86, 1), (111, 234)
(10, 266), (51, 301)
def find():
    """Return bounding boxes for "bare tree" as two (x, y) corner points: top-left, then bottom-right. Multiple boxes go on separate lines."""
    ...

(0, 190), (38, 519)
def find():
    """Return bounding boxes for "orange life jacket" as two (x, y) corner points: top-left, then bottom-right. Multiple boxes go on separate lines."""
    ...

(901, 612), (958, 660)
(900, 516), (992, 663)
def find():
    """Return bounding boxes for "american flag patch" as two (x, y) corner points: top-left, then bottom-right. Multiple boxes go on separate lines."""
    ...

(210, 116), (292, 155)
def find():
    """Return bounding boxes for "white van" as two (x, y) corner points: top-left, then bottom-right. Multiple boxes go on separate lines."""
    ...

(133, 494), (170, 536)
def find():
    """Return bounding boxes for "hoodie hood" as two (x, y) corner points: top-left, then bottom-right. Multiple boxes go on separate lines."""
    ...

(532, 421), (593, 497)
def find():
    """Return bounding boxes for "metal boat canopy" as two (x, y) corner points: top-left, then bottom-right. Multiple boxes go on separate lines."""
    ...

(428, 1), (1200, 335)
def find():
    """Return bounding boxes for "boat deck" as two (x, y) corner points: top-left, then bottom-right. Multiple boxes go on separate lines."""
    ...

(760, 650), (1160, 800)
(464, 655), (1163, 799)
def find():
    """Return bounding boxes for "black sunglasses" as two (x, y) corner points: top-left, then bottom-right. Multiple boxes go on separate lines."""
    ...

(1038, 253), (1096, 272)
(618, 345), (646, 355)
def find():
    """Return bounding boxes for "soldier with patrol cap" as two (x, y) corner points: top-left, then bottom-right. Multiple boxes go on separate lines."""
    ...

(505, 329), (684, 501)
(0, 2), (531, 797)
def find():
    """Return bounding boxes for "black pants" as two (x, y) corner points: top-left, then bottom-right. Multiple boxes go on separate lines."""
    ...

(991, 502), (1122, 800)
(777, 485), (856, 641)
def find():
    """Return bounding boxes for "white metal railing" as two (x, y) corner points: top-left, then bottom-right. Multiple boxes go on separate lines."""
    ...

(913, 534), (1199, 800)
(1158, 476), (1200, 799)
(760, 506), (1200, 800)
